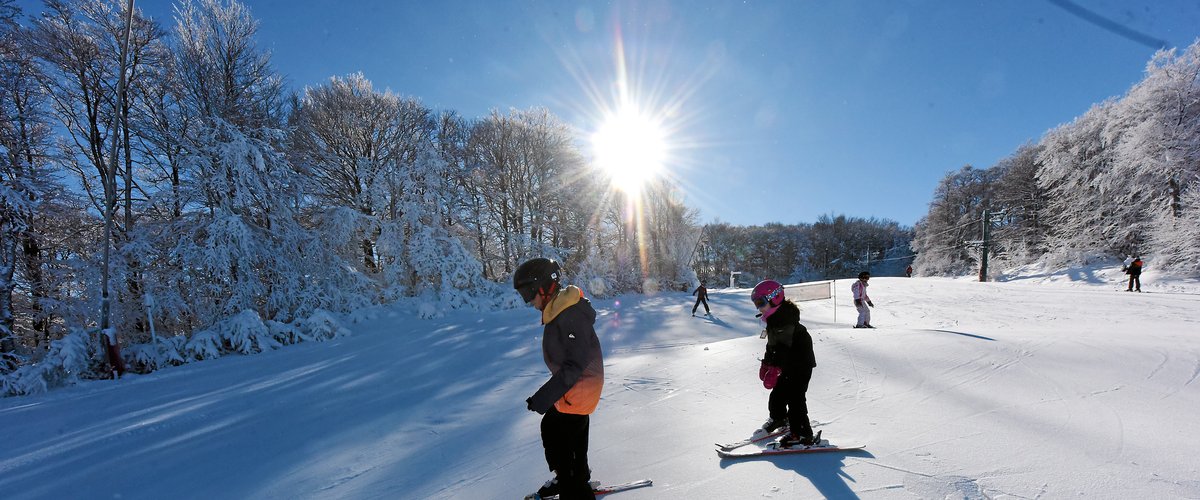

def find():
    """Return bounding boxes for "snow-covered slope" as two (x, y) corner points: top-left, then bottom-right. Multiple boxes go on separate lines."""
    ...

(2, 274), (1199, 499)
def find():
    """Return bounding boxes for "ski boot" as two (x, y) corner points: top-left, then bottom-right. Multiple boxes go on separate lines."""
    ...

(778, 430), (822, 448)
(762, 417), (788, 433)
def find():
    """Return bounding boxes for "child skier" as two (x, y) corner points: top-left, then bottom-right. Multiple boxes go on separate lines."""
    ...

(851, 271), (874, 328)
(514, 258), (604, 500)
(751, 280), (819, 448)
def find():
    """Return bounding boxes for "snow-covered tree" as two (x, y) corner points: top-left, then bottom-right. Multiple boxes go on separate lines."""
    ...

(989, 143), (1049, 264)
(916, 40), (1200, 276)
(0, 0), (48, 370)
(1147, 181), (1200, 274)
(170, 0), (323, 324)
(911, 166), (997, 276)
(465, 108), (584, 277)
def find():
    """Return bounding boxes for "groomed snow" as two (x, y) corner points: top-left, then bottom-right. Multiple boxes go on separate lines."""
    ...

(2, 267), (1198, 499)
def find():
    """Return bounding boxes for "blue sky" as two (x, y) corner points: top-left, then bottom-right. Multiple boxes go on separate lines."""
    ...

(18, 0), (1200, 227)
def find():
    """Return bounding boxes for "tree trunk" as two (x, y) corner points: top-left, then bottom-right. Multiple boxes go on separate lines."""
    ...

(0, 234), (17, 370)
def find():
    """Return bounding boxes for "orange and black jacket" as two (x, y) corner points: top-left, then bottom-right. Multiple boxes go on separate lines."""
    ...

(529, 285), (605, 415)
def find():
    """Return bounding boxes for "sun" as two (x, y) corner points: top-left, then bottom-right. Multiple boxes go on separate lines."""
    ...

(591, 107), (667, 195)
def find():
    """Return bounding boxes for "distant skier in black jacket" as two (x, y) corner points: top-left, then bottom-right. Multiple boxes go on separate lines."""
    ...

(751, 280), (819, 448)
(691, 282), (710, 316)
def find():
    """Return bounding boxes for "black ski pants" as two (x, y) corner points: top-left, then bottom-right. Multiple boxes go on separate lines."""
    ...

(692, 296), (709, 314)
(541, 407), (594, 499)
(768, 365), (814, 440)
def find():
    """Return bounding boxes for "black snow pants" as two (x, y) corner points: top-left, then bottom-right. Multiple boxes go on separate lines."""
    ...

(541, 407), (594, 499)
(768, 365), (814, 440)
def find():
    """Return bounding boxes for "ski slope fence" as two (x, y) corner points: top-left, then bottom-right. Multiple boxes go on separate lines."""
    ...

(785, 281), (838, 323)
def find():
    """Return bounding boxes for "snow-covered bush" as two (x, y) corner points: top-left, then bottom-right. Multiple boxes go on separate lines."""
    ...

(125, 335), (188, 372)
(0, 329), (91, 396)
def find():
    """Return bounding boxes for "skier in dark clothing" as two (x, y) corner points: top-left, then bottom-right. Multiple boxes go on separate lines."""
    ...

(1126, 256), (1143, 292)
(751, 280), (819, 448)
(691, 281), (710, 316)
(514, 258), (604, 500)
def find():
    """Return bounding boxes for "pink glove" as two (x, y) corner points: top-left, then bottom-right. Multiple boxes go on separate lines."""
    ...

(761, 364), (782, 389)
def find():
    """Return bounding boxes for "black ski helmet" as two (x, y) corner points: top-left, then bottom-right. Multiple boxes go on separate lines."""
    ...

(513, 258), (561, 303)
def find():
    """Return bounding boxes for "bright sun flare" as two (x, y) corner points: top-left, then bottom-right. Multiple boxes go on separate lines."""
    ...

(591, 107), (667, 195)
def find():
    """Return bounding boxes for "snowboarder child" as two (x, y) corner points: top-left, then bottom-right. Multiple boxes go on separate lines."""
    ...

(752, 280), (819, 448)
(851, 271), (874, 328)
(514, 258), (605, 500)
(692, 281), (711, 316)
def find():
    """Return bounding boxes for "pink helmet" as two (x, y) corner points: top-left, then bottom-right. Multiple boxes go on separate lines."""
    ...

(751, 280), (785, 319)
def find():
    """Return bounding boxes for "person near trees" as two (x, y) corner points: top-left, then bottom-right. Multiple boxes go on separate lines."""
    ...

(691, 281), (711, 316)
(1126, 256), (1143, 292)
(513, 258), (604, 500)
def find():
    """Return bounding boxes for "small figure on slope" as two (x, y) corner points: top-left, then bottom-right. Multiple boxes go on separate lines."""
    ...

(1125, 256), (1143, 292)
(514, 258), (604, 500)
(692, 281), (711, 316)
(851, 271), (875, 328)
(751, 280), (820, 448)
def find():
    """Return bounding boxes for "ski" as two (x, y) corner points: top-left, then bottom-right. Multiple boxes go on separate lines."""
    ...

(715, 426), (790, 451)
(595, 479), (653, 495)
(717, 441), (865, 459)
(524, 479), (652, 499)
(716, 419), (825, 451)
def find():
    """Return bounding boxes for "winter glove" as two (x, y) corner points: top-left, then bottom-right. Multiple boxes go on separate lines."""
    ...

(854, 299), (862, 307)
(761, 364), (782, 390)
(526, 397), (545, 415)
(867, 300), (874, 308)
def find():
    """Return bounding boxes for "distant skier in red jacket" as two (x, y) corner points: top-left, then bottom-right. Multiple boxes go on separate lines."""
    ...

(1125, 256), (1143, 292)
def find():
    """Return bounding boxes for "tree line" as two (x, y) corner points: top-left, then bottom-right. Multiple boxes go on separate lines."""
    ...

(0, 0), (708, 394)
(0, 0), (912, 395)
(913, 41), (1200, 279)
(693, 215), (912, 287)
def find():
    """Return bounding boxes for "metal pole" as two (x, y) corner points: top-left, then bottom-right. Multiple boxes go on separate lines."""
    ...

(979, 210), (990, 282)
